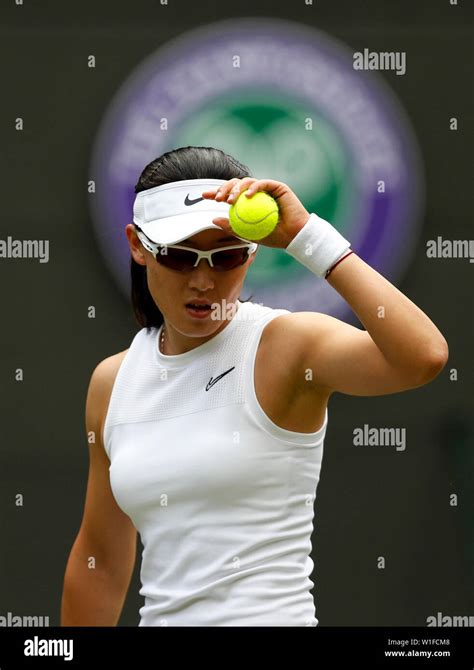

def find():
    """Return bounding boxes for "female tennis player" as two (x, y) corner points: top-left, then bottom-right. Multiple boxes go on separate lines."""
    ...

(61, 146), (448, 627)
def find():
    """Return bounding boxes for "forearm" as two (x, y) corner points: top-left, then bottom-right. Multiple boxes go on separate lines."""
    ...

(325, 251), (449, 370)
(61, 541), (133, 626)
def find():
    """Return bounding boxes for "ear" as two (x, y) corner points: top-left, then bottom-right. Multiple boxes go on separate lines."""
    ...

(125, 224), (147, 266)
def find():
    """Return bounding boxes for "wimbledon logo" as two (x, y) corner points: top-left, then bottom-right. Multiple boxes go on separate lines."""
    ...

(89, 18), (423, 318)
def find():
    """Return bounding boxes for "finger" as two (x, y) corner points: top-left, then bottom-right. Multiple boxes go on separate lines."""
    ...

(201, 178), (238, 200)
(216, 177), (250, 201)
(201, 190), (217, 199)
(211, 216), (233, 234)
(202, 177), (257, 202)
(226, 177), (258, 204)
(214, 178), (240, 201)
(244, 179), (286, 198)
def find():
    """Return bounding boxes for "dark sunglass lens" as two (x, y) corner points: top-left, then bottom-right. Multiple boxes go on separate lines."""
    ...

(212, 248), (249, 271)
(157, 247), (196, 271)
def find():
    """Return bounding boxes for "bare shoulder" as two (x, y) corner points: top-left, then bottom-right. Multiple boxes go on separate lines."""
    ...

(258, 311), (338, 393)
(90, 350), (129, 397)
(262, 311), (336, 338)
(86, 349), (130, 448)
(255, 312), (330, 433)
(259, 312), (309, 361)
(259, 311), (341, 365)
(257, 313), (310, 385)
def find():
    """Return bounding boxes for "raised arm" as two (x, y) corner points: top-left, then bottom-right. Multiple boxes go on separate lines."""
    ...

(282, 253), (448, 396)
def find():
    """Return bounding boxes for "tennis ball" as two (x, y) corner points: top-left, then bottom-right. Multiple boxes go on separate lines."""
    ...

(229, 190), (279, 241)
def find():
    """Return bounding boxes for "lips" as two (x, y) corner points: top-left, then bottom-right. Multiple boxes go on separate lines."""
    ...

(185, 299), (212, 308)
(186, 304), (211, 310)
(185, 303), (212, 319)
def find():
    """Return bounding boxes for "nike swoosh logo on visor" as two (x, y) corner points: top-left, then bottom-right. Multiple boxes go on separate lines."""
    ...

(184, 195), (205, 206)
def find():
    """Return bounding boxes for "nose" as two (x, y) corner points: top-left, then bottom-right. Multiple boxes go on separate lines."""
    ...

(187, 258), (216, 289)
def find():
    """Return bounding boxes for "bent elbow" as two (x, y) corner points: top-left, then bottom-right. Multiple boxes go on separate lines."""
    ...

(419, 340), (449, 384)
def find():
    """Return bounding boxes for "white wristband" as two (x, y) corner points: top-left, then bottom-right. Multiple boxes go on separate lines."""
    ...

(284, 213), (351, 278)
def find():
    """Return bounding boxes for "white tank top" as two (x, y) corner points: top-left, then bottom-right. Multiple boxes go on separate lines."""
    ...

(103, 300), (328, 626)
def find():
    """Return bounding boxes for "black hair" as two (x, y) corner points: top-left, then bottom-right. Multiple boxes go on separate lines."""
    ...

(131, 146), (254, 330)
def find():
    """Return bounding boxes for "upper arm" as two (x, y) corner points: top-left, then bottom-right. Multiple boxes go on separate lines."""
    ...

(78, 352), (137, 575)
(277, 312), (444, 398)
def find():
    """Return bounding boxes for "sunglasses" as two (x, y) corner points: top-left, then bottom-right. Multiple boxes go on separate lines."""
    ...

(135, 226), (258, 272)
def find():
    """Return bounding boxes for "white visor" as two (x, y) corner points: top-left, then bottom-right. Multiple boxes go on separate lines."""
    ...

(133, 178), (251, 245)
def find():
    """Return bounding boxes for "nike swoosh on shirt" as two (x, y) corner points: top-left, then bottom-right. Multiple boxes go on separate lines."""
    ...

(206, 367), (235, 391)
(184, 194), (205, 206)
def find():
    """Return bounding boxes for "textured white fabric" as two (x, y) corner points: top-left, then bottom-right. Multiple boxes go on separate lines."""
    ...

(284, 213), (351, 277)
(103, 300), (328, 626)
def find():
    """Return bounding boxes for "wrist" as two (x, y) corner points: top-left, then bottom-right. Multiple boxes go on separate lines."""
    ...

(284, 212), (351, 278)
(324, 250), (354, 279)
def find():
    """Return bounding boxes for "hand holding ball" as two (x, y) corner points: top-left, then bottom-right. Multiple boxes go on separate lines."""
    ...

(229, 190), (279, 241)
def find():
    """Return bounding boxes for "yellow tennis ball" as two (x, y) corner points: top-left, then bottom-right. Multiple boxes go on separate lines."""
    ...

(229, 190), (279, 241)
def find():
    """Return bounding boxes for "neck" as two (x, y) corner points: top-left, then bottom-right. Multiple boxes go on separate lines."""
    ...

(158, 301), (241, 356)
